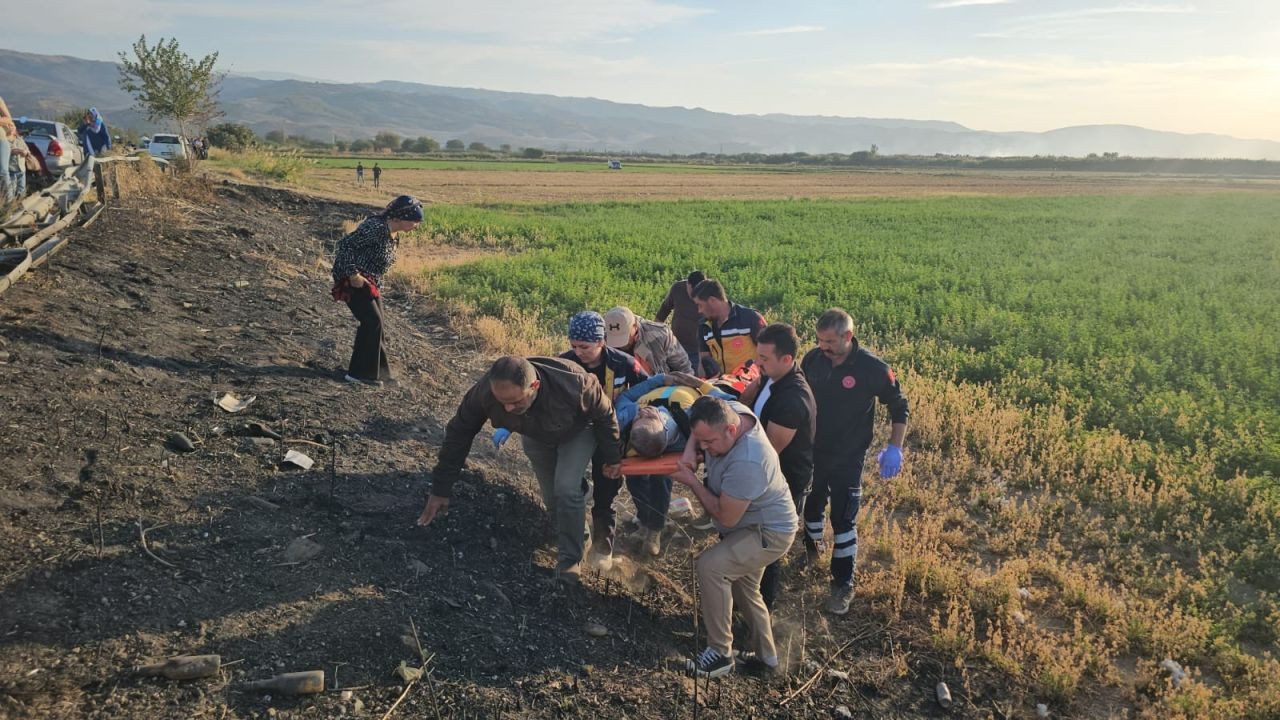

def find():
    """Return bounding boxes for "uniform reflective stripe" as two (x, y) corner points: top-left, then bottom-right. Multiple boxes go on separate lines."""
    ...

(805, 521), (825, 539)
(832, 545), (858, 559)
(658, 386), (677, 400)
(834, 529), (857, 546)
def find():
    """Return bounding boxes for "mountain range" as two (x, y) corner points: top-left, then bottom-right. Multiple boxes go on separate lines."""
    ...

(4, 48), (1278, 159)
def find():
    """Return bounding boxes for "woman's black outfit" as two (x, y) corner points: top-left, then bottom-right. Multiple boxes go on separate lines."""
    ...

(331, 216), (397, 382)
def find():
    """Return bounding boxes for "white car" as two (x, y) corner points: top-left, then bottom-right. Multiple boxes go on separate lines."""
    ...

(15, 118), (85, 173)
(147, 134), (190, 160)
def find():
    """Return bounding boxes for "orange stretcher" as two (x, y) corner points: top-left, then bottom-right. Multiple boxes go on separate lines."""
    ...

(620, 452), (684, 476)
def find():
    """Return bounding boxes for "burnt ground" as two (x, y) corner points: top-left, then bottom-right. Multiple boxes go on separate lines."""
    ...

(1, 178), (969, 719)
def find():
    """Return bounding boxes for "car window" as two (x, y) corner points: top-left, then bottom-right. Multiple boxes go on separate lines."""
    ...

(17, 120), (57, 137)
(153, 135), (180, 144)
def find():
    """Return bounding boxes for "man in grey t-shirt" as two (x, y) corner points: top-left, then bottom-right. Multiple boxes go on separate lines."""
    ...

(672, 396), (798, 677)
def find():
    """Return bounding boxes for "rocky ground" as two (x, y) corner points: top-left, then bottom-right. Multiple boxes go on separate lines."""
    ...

(0, 174), (955, 719)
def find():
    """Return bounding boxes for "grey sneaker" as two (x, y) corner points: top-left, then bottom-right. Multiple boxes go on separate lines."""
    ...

(826, 585), (854, 615)
(733, 650), (779, 674)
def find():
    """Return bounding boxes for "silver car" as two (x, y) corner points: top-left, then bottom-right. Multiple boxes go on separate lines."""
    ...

(15, 118), (85, 174)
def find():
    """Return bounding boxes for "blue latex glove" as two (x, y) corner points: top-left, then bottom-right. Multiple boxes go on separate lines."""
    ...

(492, 428), (511, 451)
(877, 444), (903, 478)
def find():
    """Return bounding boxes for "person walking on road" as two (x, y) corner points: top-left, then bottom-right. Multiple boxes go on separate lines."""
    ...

(329, 195), (424, 385)
(801, 308), (909, 615)
(673, 396), (797, 677)
(419, 356), (623, 585)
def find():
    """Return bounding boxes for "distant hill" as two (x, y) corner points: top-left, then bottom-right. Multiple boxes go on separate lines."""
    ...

(4, 48), (1279, 159)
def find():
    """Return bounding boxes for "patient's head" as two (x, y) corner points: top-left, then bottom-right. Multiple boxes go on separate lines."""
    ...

(630, 406), (669, 458)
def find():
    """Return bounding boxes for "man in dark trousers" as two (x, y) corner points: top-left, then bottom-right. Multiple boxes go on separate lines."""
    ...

(739, 323), (816, 611)
(372, 162), (382, 188)
(801, 308), (908, 615)
(418, 356), (623, 584)
(656, 270), (705, 374)
(355, 161), (365, 186)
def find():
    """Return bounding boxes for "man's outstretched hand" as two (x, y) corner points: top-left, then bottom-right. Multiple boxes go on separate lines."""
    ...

(417, 494), (450, 526)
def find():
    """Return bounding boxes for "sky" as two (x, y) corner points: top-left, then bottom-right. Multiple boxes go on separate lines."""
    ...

(8, 0), (1280, 140)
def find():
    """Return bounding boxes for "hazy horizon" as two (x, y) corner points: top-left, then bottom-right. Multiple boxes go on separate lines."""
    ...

(8, 0), (1278, 142)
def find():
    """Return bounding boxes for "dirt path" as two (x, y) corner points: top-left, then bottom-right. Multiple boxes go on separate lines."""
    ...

(0, 180), (934, 718)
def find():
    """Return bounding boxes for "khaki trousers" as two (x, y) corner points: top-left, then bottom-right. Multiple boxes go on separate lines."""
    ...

(697, 525), (793, 660)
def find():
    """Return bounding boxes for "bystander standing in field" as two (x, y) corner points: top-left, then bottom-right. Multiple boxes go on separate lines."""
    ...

(801, 308), (908, 615)
(556, 311), (648, 569)
(738, 323), (816, 610)
(419, 355), (622, 586)
(656, 270), (705, 374)
(673, 396), (797, 677)
(355, 161), (365, 186)
(329, 194), (423, 385)
(372, 162), (382, 188)
(693, 279), (767, 378)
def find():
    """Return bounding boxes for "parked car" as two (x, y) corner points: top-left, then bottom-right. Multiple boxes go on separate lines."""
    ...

(15, 118), (85, 174)
(147, 133), (189, 160)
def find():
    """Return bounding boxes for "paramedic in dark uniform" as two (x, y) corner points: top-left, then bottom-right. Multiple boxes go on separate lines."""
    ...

(800, 308), (908, 615)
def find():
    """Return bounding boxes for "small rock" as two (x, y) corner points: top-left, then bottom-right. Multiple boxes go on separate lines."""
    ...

(582, 622), (608, 638)
(1012, 610), (1027, 625)
(240, 437), (276, 451)
(408, 559), (429, 575)
(580, 664), (594, 676)
(833, 706), (853, 719)
(0, 351), (10, 363)
(339, 690), (353, 701)
(1037, 703), (1050, 718)
(826, 669), (849, 682)
(481, 581), (512, 607)
(352, 697), (364, 714)
(1018, 587), (1032, 600)
(167, 432), (196, 453)
(243, 422), (283, 441)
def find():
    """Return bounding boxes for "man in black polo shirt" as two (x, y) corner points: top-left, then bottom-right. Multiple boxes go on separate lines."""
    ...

(801, 308), (908, 615)
(740, 323), (816, 611)
(693, 279), (767, 379)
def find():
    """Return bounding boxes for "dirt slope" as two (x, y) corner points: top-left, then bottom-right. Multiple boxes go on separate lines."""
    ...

(0, 179), (946, 719)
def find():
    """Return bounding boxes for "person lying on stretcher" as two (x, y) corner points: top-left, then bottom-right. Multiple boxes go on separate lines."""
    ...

(616, 370), (741, 462)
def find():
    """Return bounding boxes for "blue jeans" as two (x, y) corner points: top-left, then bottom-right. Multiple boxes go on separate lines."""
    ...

(626, 474), (672, 531)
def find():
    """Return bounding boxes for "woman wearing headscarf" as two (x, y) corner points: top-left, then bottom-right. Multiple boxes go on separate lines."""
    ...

(331, 195), (425, 385)
(78, 108), (112, 157)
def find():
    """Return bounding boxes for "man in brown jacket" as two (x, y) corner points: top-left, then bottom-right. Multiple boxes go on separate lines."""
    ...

(604, 305), (692, 376)
(418, 356), (622, 581)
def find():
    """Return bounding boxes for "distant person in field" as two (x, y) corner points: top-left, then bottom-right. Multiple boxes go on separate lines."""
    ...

(329, 194), (424, 385)
(673, 396), (797, 677)
(420, 355), (622, 586)
(737, 323), (816, 611)
(372, 162), (382, 188)
(656, 270), (706, 374)
(77, 108), (112, 157)
(355, 161), (365, 186)
(801, 308), (908, 615)
(556, 311), (648, 569)
(693, 279), (766, 379)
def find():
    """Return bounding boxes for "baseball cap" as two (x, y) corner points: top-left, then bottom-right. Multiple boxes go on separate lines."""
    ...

(603, 306), (636, 348)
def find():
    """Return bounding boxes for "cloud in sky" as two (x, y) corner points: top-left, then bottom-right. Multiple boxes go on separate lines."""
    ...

(5, 1), (1277, 140)
(930, 0), (1016, 9)
(738, 25), (826, 36)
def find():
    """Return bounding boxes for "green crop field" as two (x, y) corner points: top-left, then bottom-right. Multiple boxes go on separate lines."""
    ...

(418, 193), (1280, 480)
(402, 190), (1280, 712)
